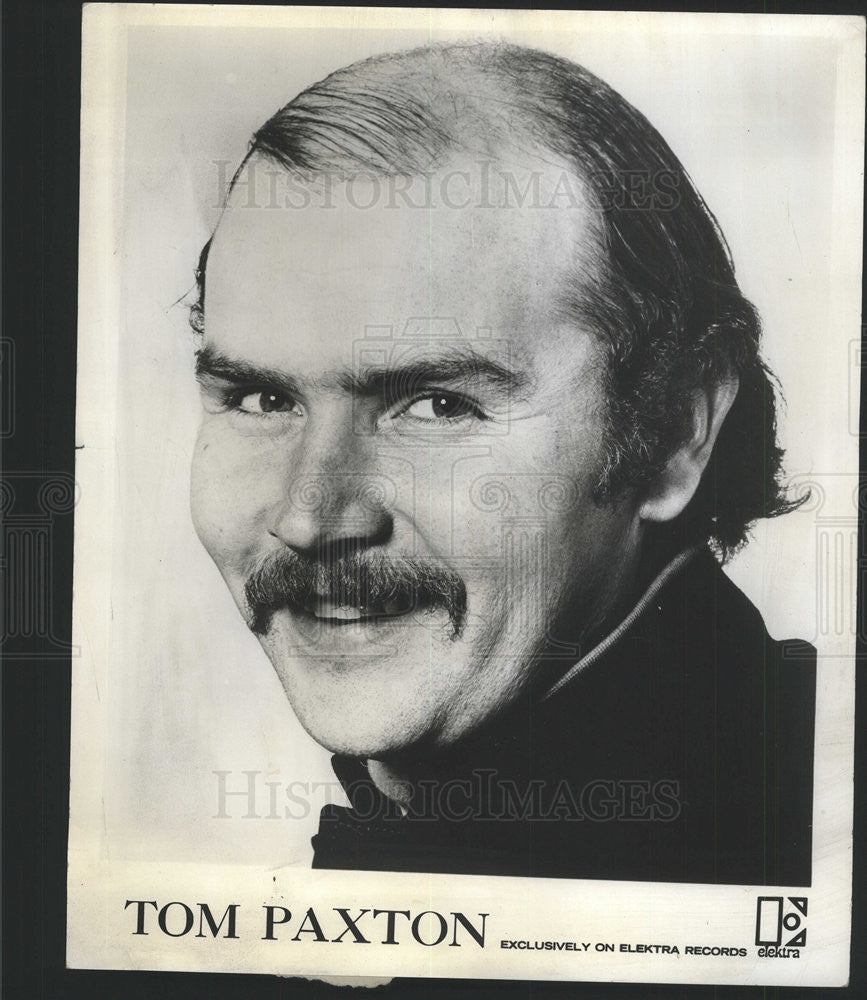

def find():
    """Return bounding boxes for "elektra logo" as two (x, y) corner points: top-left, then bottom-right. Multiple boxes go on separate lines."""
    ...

(755, 896), (807, 953)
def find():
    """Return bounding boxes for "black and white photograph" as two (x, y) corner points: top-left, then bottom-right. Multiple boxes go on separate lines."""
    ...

(66, 4), (861, 987)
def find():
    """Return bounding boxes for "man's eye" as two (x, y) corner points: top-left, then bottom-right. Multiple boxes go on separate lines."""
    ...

(402, 392), (479, 422)
(235, 389), (302, 416)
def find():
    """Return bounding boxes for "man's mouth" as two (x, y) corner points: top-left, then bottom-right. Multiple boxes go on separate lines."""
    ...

(302, 595), (415, 625)
(243, 551), (468, 639)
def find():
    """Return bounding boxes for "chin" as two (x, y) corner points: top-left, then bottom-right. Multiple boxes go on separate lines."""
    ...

(284, 680), (440, 759)
(259, 631), (457, 760)
(256, 604), (530, 759)
(273, 652), (529, 763)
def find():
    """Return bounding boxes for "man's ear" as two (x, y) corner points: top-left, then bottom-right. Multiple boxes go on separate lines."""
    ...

(639, 377), (739, 524)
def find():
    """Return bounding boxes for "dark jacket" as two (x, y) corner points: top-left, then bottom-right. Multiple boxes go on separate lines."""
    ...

(312, 548), (815, 884)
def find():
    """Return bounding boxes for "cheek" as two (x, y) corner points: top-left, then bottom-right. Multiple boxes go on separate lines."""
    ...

(189, 423), (273, 572)
(442, 442), (602, 570)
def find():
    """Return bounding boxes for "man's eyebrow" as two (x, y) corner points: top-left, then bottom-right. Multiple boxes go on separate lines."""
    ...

(194, 346), (305, 398)
(345, 350), (529, 399)
(195, 344), (529, 399)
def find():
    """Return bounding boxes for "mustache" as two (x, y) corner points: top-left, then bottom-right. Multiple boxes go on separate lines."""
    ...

(243, 549), (468, 638)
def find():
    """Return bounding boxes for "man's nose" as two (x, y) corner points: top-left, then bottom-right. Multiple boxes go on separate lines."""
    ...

(268, 416), (394, 557)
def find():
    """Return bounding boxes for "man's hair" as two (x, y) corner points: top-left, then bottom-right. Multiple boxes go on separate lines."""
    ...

(191, 41), (803, 559)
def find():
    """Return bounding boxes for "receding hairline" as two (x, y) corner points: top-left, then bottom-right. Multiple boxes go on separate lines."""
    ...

(247, 40), (614, 175)
(202, 42), (630, 395)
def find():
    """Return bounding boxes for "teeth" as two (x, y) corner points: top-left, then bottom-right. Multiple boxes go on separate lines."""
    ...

(311, 600), (365, 621)
(303, 597), (414, 621)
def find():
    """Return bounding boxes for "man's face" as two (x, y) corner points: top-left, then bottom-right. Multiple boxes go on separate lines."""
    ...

(191, 155), (645, 759)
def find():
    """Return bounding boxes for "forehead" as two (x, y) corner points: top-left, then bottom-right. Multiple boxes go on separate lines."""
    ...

(204, 153), (601, 374)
